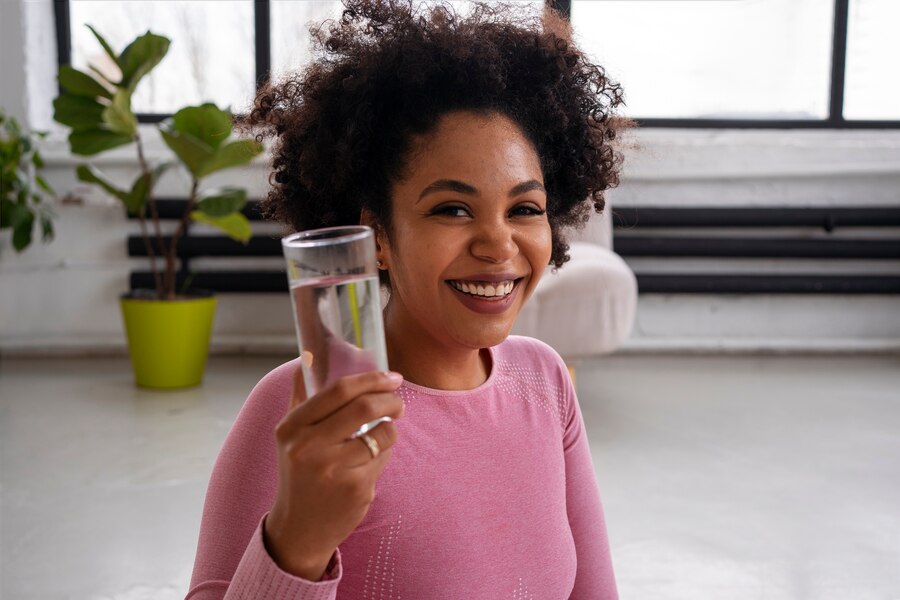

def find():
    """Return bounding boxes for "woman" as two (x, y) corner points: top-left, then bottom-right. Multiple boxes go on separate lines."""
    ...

(186, 1), (628, 598)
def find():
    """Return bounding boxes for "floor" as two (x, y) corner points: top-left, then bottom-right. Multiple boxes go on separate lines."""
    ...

(1, 353), (898, 600)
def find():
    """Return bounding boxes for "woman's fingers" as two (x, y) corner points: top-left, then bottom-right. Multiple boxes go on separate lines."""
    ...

(314, 392), (405, 442)
(342, 419), (399, 468)
(280, 369), (404, 441)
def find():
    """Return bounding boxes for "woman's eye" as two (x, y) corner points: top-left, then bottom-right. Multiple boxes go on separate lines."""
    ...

(432, 205), (470, 217)
(511, 205), (546, 217)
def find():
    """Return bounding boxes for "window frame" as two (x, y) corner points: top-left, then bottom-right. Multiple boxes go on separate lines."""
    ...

(54, 0), (900, 129)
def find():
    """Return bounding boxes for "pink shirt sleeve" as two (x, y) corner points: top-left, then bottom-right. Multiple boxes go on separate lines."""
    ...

(558, 359), (619, 599)
(184, 359), (344, 600)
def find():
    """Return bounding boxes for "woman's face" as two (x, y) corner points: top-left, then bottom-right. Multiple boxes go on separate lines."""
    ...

(375, 110), (553, 351)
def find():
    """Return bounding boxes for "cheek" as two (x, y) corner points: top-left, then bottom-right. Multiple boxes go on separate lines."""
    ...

(526, 223), (554, 266)
(386, 222), (452, 286)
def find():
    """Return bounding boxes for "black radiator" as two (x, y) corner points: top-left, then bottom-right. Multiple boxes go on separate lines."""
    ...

(128, 201), (900, 294)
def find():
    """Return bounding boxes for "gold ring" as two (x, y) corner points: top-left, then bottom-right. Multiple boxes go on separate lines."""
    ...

(357, 433), (380, 459)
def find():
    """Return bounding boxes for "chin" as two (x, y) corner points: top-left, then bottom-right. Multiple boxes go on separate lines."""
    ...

(455, 321), (515, 350)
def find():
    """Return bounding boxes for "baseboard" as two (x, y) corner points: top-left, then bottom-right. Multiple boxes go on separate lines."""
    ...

(3, 334), (898, 358)
(616, 337), (900, 355)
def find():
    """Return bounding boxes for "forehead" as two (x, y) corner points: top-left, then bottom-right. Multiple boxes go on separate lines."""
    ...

(399, 111), (543, 186)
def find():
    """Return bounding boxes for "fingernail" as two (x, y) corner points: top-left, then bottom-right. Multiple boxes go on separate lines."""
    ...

(385, 371), (403, 384)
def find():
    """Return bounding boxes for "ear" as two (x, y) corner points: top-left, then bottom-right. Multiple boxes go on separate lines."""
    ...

(359, 208), (388, 260)
(359, 207), (375, 228)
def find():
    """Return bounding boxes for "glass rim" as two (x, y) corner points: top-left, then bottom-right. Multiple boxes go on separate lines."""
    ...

(281, 225), (373, 248)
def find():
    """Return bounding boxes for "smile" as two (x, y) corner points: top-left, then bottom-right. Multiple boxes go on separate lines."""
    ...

(447, 279), (517, 299)
(444, 277), (525, 314)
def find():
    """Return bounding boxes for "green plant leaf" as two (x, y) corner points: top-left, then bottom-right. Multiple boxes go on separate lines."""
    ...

(0, 197), (12, 229)
(69, 129), (133, 156)
(172, 104), (233, 150)
(88, 63), (120, 87)
(122, 162), (172, 216)
(101, 89), (137, 137)
(159, 124), (213, 176)
(85, 25), (121, 71)
(35, 175), (54, 195)
(196, 139), (264, 178)
(40, 213), (55, 242)
(53, 95), (106, 132)
(10, 204), (34, 252)
(58, 65), (112, 99)
(0, 112), (57, 254)
(9, 200), (31, 227)
(195, 187), (247, 217)
(124, 171), (152, 215)
(119, 31), (170, 93)
(190, 210), (252, 243)
(76, 164), (129, 202)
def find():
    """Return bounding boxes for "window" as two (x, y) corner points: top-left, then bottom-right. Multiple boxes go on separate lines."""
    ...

(571, 0), (834, 121)
(844, 0), (900, 120)
(68, 0), (256, 115)
(55, 0), (900, 128)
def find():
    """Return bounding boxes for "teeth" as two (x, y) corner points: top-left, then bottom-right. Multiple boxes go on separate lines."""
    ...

(450, 280), (516, 298)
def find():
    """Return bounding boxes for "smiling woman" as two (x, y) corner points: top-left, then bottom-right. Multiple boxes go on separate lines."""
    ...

(371, 111), (554, 389)
(186, 1), (629, 598)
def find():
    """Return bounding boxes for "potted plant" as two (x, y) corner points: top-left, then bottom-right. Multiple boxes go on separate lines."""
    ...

(0, 110), (57, 253)
(53, 26), (263, 389)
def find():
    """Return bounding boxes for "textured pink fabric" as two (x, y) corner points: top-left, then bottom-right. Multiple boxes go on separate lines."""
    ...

(185, 335), (618, 599)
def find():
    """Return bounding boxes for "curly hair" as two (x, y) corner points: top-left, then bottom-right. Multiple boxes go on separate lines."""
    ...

(243, 0), (630, 285)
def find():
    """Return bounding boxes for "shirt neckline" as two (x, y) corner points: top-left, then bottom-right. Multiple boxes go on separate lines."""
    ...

(398, 342), (501, 397)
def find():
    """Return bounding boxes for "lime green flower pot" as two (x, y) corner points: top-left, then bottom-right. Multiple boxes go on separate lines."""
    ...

(119, 291), (217, 389)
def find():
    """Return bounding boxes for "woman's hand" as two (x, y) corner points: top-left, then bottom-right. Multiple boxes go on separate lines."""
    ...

(263, 367), (405, 581)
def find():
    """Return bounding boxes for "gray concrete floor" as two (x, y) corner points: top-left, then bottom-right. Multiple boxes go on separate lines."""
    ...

(1, 353), (898, 600)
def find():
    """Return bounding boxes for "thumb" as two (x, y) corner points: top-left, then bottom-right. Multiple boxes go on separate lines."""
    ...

(290, 361), (308, 410)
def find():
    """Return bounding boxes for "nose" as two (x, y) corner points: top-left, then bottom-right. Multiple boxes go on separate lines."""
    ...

(469, 213), (518, 263)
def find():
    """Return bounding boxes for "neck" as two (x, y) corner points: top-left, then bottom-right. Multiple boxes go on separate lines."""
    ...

(383, 298), (490, 391)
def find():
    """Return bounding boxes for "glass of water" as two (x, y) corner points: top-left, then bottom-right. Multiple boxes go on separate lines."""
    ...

(282, 225), (389, 400)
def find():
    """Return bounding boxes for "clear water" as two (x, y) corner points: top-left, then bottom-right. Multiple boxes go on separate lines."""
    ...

(289, 274), (388, 398)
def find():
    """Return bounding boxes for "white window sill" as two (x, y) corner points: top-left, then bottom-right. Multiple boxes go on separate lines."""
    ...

(36, 124), (900, 181)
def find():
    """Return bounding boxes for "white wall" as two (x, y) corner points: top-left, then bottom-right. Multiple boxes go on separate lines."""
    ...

(2, 0), (899, 356)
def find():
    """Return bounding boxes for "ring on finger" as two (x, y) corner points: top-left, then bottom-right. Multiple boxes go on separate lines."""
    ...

(357, 433), (380, 459)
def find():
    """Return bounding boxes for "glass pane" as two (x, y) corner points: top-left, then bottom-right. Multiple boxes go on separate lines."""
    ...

(70, 0), (255, 115)
(571, 0), (834, 120)
(844, 0), (900, 120)
(271, 0), (542, 82)
(271, 1), (344, 82)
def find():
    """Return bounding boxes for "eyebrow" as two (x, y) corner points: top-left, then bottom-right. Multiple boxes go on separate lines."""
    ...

(416, 179), (546, 203)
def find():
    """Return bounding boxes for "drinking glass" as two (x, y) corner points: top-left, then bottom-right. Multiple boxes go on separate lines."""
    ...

(282, 226), (389, 401)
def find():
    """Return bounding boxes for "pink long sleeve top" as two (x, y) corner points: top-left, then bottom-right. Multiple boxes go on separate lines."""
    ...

(185, 335), (618, 599)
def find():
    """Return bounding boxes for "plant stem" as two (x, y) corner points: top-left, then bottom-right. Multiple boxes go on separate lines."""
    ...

(134, 132), (163, 300)
(165, 178), (199, 301)
(135, 215), (158, 292)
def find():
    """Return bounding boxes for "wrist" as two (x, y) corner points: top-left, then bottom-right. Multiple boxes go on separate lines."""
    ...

(263, 513), (335, 581)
